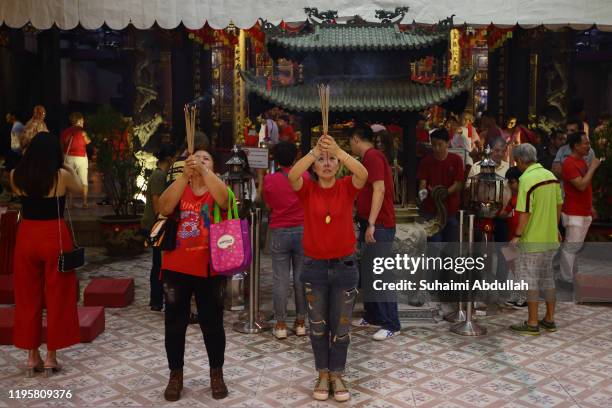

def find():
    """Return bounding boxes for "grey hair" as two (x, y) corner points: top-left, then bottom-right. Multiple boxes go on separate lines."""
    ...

(513, 143), (537, 164)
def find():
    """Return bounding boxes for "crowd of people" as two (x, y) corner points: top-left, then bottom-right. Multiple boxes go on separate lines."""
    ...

(1, 106), (92, 208)
(2, 101), (609, 403)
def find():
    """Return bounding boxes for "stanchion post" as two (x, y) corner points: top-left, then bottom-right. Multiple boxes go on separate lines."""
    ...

(450, 214), (487, 336)
(444, 210), (467, 323)
(233, 208), (271, 334)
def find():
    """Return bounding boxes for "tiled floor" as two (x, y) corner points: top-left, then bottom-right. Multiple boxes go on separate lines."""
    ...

(1, 249), (612, 407)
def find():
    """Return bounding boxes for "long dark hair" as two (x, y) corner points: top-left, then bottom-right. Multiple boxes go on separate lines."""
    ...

(13, 132), (64, 197)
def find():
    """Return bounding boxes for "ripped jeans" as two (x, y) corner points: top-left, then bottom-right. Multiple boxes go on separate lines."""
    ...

(301, 254), (359, 374)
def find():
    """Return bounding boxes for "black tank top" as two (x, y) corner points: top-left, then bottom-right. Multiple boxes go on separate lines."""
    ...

(20, 196), (66, 220)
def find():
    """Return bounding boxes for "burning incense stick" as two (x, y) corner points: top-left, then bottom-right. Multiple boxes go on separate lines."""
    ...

(184, 105), (197, 154)
(318, 84), (330, 136)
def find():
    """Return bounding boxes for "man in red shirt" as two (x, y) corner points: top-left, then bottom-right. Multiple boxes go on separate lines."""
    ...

(417, 128), (464, 241)
(348, 126), (400, 341)
(277, 114), (297, 143)
(559, 131), (602, 285)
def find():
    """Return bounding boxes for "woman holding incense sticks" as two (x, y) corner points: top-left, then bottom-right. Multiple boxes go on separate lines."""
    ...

(158, 140), (230, 400)
(288, 134), (368, 403)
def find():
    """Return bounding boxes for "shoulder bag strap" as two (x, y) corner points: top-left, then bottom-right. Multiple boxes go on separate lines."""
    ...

(56, 170), (79, 252)
(213, 188), (238, 223)
(64, 128), (77, 157)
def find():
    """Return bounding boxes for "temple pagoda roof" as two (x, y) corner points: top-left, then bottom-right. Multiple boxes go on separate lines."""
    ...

(241, 70), (474, 114)
(266, 24), (448, 53)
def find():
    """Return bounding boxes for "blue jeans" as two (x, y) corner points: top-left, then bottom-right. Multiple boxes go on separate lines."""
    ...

(358, 221), (401, 332)
(270, 226), (306, 321)
(301, 254), (359, 373)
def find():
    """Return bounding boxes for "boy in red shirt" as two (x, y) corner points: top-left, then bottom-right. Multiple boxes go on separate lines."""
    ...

(348, 125), (401, 341)
(417, 128), (464, 241)
(559, 131), (602, 285)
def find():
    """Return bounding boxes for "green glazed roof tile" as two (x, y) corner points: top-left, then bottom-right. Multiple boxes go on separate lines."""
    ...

(241, 70), (475, 113)
(266, 24), (447, 52)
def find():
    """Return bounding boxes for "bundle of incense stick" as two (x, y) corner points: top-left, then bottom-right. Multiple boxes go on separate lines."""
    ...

(318, 84), (330, 136)
(184, 105), (197, 154)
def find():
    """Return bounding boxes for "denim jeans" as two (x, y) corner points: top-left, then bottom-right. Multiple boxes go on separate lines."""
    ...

(301, 254), (359, 373)
(358, 220), (401, 332)
(270, 226), (306, 321)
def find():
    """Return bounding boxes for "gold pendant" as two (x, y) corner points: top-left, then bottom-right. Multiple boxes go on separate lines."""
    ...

(325, 215), (331, 224)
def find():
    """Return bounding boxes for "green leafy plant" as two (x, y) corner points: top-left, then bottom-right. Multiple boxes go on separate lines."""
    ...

(86, 105), (143, 217)
(592, 121), (612, 221)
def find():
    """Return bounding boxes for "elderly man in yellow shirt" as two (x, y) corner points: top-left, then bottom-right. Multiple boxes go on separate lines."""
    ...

(509, 143), (563, 336)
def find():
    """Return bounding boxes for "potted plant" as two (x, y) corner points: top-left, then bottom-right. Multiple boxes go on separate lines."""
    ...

(590, 120), (612, 241)
(87, 105), (146, 256)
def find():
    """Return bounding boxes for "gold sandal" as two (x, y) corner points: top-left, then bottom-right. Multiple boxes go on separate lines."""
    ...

(330, 375), (350, 402)
(312, 376), (330, 401)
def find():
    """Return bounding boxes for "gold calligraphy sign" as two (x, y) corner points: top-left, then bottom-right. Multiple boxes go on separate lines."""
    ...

(450, 29), (461, 76)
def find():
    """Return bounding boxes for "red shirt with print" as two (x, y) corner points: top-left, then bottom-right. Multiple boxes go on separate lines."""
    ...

(357, 148), (396, 228)
(295, 176), (361, 259)
(417, 152), (464, 216)
(562, 155), (592, 216)
(162, 187), (216, 277)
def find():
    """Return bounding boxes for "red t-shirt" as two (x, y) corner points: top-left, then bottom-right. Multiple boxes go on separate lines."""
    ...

(61, 126), (88, 157)
(295, 176), (361, 259)
(417, 152), (464, 216)
(279, 125), (297, 143)
(357, 148), (396, 228)
(562, 155), (592, 216)
(162, 187), (216, 277)
(416, 128), (430, 143)
(263, 167), (309, 228)
(505, 194), (519, 238)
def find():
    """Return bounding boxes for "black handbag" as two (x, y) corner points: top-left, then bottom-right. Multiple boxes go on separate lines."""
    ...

(57, 194), (85, 273)
(150, 209), (179, 251)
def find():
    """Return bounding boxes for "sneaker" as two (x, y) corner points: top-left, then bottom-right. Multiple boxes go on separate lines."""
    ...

(372, 329), (400, 341)
(538, 319), (558, 332)
(273, 322), (288, 339)
(504, 301), (528, 310)
(510, 321), (540, 336)
(351, 318), (379, 328)
(312, 376), (329, 401)
(294, 320), (306, 336)
(330, 375), (350, 402)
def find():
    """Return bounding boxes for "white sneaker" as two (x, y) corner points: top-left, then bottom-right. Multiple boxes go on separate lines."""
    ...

(372, 329), (400, 341)
(351, 318), (379, 328)
(273, 325), (288, 339)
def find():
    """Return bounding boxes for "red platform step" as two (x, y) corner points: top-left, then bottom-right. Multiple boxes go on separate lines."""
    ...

(84, 278), (134, 308)
(0, 306), (105, 345)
